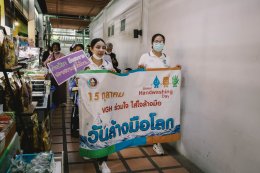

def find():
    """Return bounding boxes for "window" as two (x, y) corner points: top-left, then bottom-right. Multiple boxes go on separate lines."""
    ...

(120, 19), (126, 31)
(111, 25), (114, 36)
(108, 27), (111, 37)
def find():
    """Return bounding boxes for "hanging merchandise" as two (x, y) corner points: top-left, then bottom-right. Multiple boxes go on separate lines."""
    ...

(25, 79), (32, 106)
(0, 81), (4, 113)
(41, 116), (51, 151)
(3, 77), (18, 111)
(0, 36), (18, 69)
(3, 75), (25, 112)
(31, 113), (39, 150)
(12, 75), (28, 113)
(3, 74), (32, 113)
(20, 79), (30, 112)
(20, 112), (40, 153)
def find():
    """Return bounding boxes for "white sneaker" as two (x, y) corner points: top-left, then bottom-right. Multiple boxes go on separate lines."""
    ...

(99, 161), (111, 173)
(153, 143), (164, 155)
(83, 157), (90, 160)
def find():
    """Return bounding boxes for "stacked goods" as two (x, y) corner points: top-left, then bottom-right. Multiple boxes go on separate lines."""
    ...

(8, 152), (54, 173)
(0, 112), (16, 156)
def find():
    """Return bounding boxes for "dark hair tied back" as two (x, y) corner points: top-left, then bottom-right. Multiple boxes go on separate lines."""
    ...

(90, 38), (106, 49)
(51, 42), (61, 51)
(75, 44), (84, 50)
(151, 33), (165, 44)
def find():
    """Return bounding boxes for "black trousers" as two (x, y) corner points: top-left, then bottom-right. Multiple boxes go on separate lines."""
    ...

(97, 156), (108, 164)
(51, 77), (67, 105)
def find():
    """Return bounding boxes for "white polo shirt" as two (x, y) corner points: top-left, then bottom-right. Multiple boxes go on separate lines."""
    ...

(138, 51), (170, 68)
(86, 57), (114, 70)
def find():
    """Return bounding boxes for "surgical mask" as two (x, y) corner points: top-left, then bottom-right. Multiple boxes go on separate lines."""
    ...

(93, 54), (103, 60)
(153, 42), (164, 52)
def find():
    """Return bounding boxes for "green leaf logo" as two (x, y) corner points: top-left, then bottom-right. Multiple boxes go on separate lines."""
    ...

(172, 75), (180, 87)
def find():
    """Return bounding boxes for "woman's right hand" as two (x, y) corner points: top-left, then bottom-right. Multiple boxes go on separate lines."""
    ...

(176, 64), (182, 69)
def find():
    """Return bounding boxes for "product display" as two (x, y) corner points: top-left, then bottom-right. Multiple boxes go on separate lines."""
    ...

(18, 47), (40, 60)
(0, 132), (20, 173)
(0, 112), (16, 156)
(9, 152), (54, 173)
(41, 116), (51, 151)
(2, 74), (32, 112)
(0, 12), (58, 171)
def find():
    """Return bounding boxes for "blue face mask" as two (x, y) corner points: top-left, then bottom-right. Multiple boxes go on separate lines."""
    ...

(153, 42), (164, 52)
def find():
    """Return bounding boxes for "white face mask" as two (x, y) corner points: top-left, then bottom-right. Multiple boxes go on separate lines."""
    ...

(93, 54), (103, 60)
(153, 42), (165, 52)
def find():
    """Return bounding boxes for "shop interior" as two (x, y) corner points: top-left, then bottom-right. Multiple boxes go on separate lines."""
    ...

(1, 1), (195, 172)
(1, 0), (259, 173)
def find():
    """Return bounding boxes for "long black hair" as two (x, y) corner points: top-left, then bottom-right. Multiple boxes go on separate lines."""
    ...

(74, 44), (84, 50)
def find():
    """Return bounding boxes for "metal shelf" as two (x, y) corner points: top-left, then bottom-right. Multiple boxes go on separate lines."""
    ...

(0, 65), (23, 72)
(35, 94), (49, 110)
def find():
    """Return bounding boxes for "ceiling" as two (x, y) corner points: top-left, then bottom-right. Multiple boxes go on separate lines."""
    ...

(49, 18), (90, 30)
(40, 0), (111, 30)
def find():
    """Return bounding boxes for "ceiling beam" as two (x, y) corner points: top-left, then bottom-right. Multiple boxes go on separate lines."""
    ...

(47, 13), (91, 21)
(37, 0), (47, 14)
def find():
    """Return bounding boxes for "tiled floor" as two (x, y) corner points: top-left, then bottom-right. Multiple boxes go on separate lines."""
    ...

(50, 98), (203, 173)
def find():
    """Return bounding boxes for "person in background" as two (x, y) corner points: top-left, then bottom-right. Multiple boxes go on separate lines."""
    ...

(74, 44), (84, 52)
(86, 44), (92, 57)
(138, 33), (181, 155)
(105, 42), (121, 73)
(42, 46), (51, 64)
(69, 46), (74, 53)
(82, 38), (114, 173)
(68, 43), (84, 99)
(43, 42), (65, 66)
(43, 42), (67, 107)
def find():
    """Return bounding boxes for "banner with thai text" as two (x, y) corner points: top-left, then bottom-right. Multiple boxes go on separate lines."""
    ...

(78, 68), (181, 158)
(47, 50), (90, 85)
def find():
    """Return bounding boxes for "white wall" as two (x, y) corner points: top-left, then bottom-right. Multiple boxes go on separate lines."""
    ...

(89, 0), (143, 70)
(150, 1), (260, 173)
(90, 0), (260, 172)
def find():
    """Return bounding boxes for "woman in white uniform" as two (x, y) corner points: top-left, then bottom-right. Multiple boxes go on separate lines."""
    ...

(138, 33), (170, 155)
(85, 38), (114, 173)
(138, 33), (170, 69)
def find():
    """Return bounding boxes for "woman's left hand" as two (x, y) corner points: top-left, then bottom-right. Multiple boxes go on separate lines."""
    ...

(110, 69), (117, 73)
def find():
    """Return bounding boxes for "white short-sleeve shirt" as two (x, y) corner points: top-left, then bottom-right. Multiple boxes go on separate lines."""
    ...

(86, 57), (114, 70)
(103, 54), (112, 63)
(138, 51), (170, 68)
